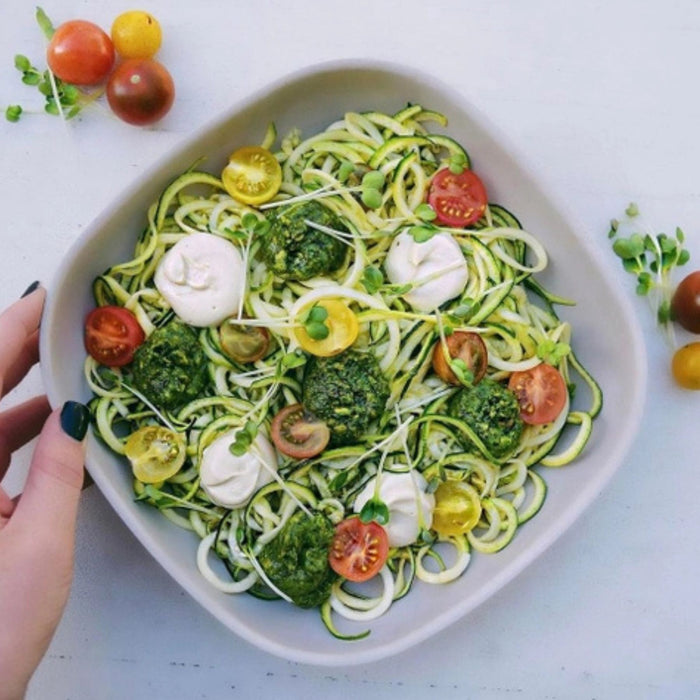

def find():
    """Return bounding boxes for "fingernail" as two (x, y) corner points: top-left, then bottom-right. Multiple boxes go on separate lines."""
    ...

(60, 401), (90, 441)
(21, 280), (41, 298)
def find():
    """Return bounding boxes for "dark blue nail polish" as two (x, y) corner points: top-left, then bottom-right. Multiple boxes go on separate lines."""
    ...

(21, 280), (40, 298)
(60, 401), (90, 441)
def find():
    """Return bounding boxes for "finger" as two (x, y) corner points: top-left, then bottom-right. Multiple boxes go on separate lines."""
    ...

(9, 402), (89, 541)
(0, 286), (46, 397)
(0, 395), (52, 480)
(0, 329), (40, 396)
(0, 484), (13, 521)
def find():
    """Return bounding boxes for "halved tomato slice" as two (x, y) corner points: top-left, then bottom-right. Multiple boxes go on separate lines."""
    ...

(221, 146), (282, 205)
(328, 517), (389, 582)
(293, 299), (359, 357)
(84, 306), (145, 367)
(508, 363), (567, 425)
(124, 426), (186, 483)
(219, 320), (270, 363)
(431, 480), (482, 537)
(270, 404), (330, 459)
(427, 167), (488, 228)
(432, 331), (488, 385)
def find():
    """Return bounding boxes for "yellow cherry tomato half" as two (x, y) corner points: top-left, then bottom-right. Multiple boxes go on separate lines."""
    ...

(672, 342), (700, 390)
(124, 426), (186, 484)
(221, 146), (282, 206)
(294, 299), (359, 357)
(431, 480), (482, 537)
(111, 11), (162, 59)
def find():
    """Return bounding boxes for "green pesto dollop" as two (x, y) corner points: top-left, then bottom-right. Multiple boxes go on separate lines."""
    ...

(131, 321), (209, 411)
(257, 511), (337, 609)
(447, 377), (524, 459)
(260, 200), (347, 281)
(302, 349), (390, 447)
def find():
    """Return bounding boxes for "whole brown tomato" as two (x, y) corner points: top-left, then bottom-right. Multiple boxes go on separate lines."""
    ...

(671, 270), (700, 334)
(106, 58), (174, 126)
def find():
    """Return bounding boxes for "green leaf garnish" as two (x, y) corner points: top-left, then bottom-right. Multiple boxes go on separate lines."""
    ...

(337, 160), (355, 183)
(415, 203), (437, 222)
(361, 188), (382, 210)
(229, 421), (258, 456)
(302, 304), (330, 340)
(537, 339), (571, 365)
(36, 6), (55, 39)
(5, 105), (22, 122)
(608, 203), (692, 343)
(448, 152), (468, 175)
(409, 225), (436, 243)
(361, 170), (386, 190)
(449, 358), (474, 386)
(359, 498), (390, 526)
(361, 265), (384, 294)
(14, 55), (31, 71)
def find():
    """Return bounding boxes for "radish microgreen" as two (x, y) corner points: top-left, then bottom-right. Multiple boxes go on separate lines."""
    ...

(609, 203), (691, 342)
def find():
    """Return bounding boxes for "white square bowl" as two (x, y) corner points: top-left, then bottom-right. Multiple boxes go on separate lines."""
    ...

(40, 59), (646, 666)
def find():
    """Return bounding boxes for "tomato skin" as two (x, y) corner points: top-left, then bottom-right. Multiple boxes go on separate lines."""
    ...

(219, 320), (270, 363)
(106, 59), (174, 126)
(427, 168), (488, 228)
(270, 404), (330, 459)
(111, 11), (162, 59)
(508, 363), (568, 425)
(671, 270), (700, 333)
(432, 331), (488, 385)
(125, 426), (186, 484)
(432, 480), (482, 537)
(47, 20), (115, 86)
(294, 299), (359, 357)
(221, 146), (282, 205)
(671, 342), (700, 390)
(84, 306), (145, 367)
(328, 517), (389, 582)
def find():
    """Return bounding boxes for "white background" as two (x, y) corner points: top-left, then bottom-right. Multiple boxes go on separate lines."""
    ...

(1, 1), (699, 698)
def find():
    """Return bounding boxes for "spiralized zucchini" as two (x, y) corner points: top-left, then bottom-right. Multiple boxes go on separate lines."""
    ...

(86, 105), (602, 639)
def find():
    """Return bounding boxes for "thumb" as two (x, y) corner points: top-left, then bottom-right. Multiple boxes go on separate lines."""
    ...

(12, 402), (89, 537)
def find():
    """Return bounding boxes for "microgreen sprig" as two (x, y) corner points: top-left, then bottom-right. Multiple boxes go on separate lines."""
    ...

(609, 203), (690, 344)
(359, 498), (390, 525)
(448, 152), (468, 175)
(303, 304), (330, 340)
(229, 420), (259, 457)
(537, 339), (571, 366)
(361, 265), (384, 294)
(360, 170), (386, 209)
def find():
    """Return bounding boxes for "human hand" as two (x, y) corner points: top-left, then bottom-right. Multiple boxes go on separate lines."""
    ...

(0, 284), (89, 700)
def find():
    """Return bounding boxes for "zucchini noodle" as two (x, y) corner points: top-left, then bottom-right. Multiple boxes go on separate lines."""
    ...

(85, 105), (602, 639)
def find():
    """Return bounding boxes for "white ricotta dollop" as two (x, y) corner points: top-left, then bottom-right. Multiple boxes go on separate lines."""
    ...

(154, 232), (244, 327)
(199, 429), (278, 509)
(353, 470), (435, 547)
(384, 230), (468, 312)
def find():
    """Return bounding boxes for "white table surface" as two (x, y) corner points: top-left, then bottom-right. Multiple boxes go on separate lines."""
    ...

(2, 1), (699, 698)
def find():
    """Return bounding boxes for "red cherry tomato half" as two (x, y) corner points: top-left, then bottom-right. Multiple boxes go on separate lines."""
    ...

(47, 20), (115, 86)
(328, 517), (389, 582)
(432, 331), (488, 385)
(671, 270), (700, 334)
(106, 58), (174, 126)
(508, 363), (568, 425)
(270, 404), (330, 459)
(84, 306), (145, 367)
(427, 168), (488, 228)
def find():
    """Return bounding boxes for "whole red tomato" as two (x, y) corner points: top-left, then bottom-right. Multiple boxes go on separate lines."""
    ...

(106, 58), (175, 126)
(47, 20), (115, 85)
